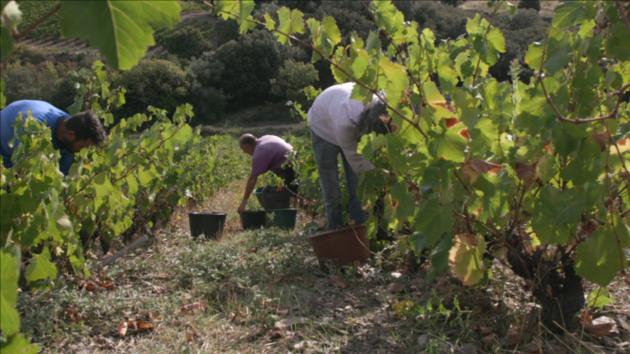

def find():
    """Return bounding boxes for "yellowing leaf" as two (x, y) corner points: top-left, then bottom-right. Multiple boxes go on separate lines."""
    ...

(448, 234), (486, 286)
(610, 138), (630, 155)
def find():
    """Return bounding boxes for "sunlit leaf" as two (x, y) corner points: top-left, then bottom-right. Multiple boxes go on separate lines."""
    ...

(59, 1), (181, 70)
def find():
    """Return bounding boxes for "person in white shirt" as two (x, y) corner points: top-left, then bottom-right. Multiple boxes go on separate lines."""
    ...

(307, 82), (397, 231)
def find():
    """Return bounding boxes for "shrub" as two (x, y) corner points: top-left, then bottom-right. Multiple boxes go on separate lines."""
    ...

(113, 59), (190, 118)
(187, 52), (230, 124)
(517, 0), (541, 12)
(164, 26), (212, 59)
(212, 29), (283, 103)
(212, 19), (240, 48)
(397, 1), (469, 41)
(270, 60), (319, 101)
(2, 62), (61, 105)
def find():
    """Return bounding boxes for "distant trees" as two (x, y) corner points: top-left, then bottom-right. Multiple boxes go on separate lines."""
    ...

(270, 60), (319, 101)
(518, 0), (541, 12)
(114, 59), (190, 118)
(164, 27), (212, 59)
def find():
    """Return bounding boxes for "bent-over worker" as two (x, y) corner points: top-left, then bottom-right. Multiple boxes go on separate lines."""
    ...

(237, 134), (295, 214)
(1, 100), (106, 175)
(307, 83), (397, 231)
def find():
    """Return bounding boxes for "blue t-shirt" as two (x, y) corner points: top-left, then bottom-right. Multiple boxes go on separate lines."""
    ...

(1, 100), (74, 175)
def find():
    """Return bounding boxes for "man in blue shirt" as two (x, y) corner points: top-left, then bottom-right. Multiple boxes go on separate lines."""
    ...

(1, 100), (106, 175)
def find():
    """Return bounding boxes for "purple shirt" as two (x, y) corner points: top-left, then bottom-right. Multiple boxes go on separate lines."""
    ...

(251, 135), (293, 177)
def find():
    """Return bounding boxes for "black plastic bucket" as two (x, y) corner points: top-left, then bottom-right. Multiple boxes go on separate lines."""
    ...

(240, 210), (267, 230)
(188, 212), (226, 239)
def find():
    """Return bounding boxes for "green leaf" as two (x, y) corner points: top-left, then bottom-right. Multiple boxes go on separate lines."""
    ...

(379, 56), (408, 109)
(263, 13), (275, 31)
(1, 248), (20, 336)
(409, 232), (428, 253)
(437, 53), (457, 94)
(505, 1), (517, 19)
(0, 77), (6, 109)
(274, 7), (305, 45)
(544, 27), (572, 75)
(307, 16), (341, 61)
(25, 248), (57, 282)
(371, 0), (404, 32)
(552, 122), (581, 157)
(236, 0), (255, 34)
(412, 197), (453, 245)
(559, 137), (604, 186)
(428, 123), (468, 163)
(587, 287), (615, 309)
(605, 21), (630, 61)
(553, 1), (596, 28)
(452, 90), (480, 129)
(448, 234), (487, 286)
(93, 172), (115, 199)
(59, 1), (181, 70)
(531, 186), (583, 244)
(473, 174), (511, 220)
(395, 193), (415, 219)
(0, 333), (39, 354)
(575, 216), (630, 287)
(524, 41), (544, 72)
(426, 234), (455, 282)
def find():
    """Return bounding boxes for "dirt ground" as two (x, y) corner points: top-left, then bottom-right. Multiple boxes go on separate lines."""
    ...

(18, 179), (630, 354)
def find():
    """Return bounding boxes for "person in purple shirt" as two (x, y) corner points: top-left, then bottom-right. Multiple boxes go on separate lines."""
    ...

(1, 100), (106, 176)
(237, 134), (294, 214)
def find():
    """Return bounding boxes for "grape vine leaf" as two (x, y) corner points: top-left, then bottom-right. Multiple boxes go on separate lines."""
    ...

(412, 197), (453, 245)
(531, 186), (583, 244)
(25, 248), (57, 283)
(426, 234), (454, 283)
(371, 0), (404, 33)
(0, 249), (20, 336)
(274, 7), (305, 45)
(553, 1), (596, 28)
(524, 41), (544, 72)
(448, 234), (487, 286)
(505, 1), (517, 19)
(0, 333), (39, 354)
(575, 216), (630, 287)
(437, 53), (457, 94)
(0, 77), (6, 108)
(587, 287), (615, 309)
(605, 22), (630, 61)
(59, 1), (181, 70)
(264, 13), (275, 31)
(307, 16), (341, 61)
(428, 123), (468, 163)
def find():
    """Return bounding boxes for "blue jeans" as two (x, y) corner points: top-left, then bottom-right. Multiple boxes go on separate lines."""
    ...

(311, 129), (366, 230)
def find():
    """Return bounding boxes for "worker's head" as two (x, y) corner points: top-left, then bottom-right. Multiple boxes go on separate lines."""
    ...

(356, 101), (398, 140)
(60, 111), (107, 153)
(239, 134), (257, 156)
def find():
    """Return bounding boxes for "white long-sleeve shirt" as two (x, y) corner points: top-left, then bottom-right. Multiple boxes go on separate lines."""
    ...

(307, 83), (374, 174)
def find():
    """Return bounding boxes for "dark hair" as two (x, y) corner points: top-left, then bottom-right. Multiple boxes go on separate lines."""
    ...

(65, 111), (107, 146)
(357, 101), (392, 138)
(239, 134), (257, 146)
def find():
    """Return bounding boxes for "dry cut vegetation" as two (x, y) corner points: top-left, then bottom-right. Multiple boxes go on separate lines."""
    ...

(16, 179), (630, 354)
